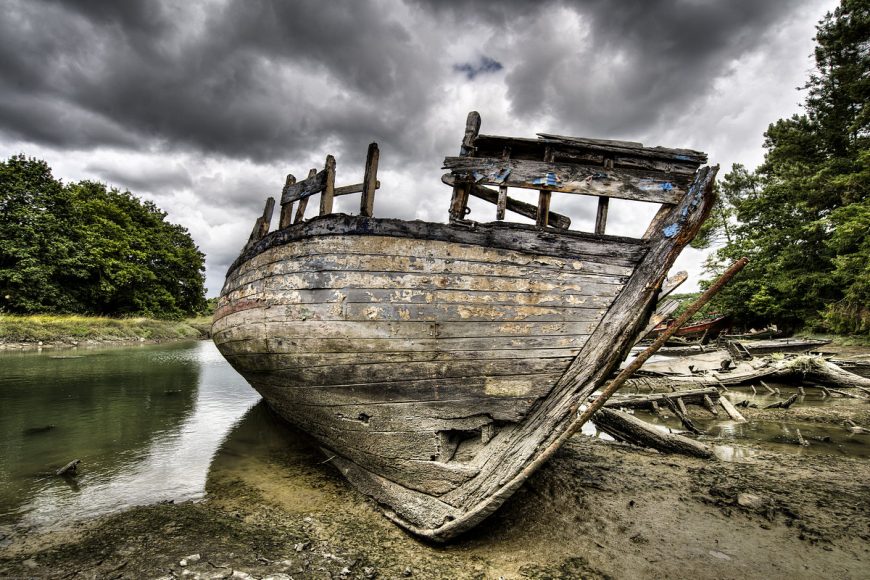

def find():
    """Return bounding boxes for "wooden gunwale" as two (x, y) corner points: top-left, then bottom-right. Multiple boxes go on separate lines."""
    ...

(226, 214), (649, 280)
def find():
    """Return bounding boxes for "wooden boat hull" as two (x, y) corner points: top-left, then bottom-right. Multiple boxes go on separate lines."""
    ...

(214, 163), (715, 541)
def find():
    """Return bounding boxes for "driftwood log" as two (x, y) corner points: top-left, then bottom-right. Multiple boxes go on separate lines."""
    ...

(592, 408), (712, 458)
(55, 459), (80, 477)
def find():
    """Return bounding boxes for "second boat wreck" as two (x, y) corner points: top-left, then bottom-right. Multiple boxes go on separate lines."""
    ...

(212, 112), (718, 540)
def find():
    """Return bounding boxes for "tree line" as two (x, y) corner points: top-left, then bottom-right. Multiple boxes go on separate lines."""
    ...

(0, 155), (207, 319)
(697, 0), (868, 335)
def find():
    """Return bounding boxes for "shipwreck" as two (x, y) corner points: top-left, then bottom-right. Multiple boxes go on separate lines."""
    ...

(212, 112), (718, 540)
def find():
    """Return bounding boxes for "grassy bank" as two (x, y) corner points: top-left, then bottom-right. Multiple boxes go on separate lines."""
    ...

(0, 314), (211, 344)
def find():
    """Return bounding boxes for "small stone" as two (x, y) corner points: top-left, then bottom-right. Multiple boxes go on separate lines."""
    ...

(737, 493), (765, 510)
(22, 558), (38, 569)
(403, 566), (413, 576)
(262, 575), (293, 580)
(340, 567), (352, 577)
(232, 571), (254, 580)
(363, 567), (377, 579)
(180, 554), (201, 567)
(294, 542), (309, 552)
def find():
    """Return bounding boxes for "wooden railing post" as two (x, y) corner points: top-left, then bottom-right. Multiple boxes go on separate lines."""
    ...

(279, 174), (295, 229)
(536, 147), (554, 228)
(247, 196), (275, 246)
(294, 168), (317, 223)
(594, 158), (613, 235)
(360, 143), (379, 217)
(449, 111), (480, 221)
(319, 155), (336, 216)
(497, 146), (510, 221)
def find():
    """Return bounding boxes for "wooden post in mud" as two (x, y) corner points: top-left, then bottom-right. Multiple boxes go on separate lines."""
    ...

(279, 174), (296, 229)
(360, 143), (380, 217)
(294, 168), (317, 223)
(319, 155), (336, 216)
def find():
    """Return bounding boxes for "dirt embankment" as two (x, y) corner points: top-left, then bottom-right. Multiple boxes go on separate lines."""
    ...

(2, 433), (869, 579)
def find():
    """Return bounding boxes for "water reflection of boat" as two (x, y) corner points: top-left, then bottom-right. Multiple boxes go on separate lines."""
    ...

(212, 113), (717, 540)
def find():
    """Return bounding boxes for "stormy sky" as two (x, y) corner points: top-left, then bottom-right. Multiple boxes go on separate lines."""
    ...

(0, 0), (838, 294)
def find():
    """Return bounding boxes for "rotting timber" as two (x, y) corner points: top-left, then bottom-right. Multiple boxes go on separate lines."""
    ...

(212, 112), (718, 541)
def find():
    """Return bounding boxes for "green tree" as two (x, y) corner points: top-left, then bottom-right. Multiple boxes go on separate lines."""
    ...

(702, 0), (869, 334)
(0, 155), (207, 318)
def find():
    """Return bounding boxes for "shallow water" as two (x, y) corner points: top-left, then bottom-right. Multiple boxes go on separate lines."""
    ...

(0, 341), (259, 529)
(1, 341), (867, 533)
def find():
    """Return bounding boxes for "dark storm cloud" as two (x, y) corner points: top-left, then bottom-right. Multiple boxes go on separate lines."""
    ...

(0, 0), (436, 164)
(1, 0), (811, 162)
(412, 0), (804, 137)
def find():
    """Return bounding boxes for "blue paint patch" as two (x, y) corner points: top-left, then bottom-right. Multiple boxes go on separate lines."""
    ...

(532, 172), (559, 186)
(493, 167), (512, 183)
(661, 182), (674, 191)
(663, 223), (680, 238)
(675, 155), (693, 161)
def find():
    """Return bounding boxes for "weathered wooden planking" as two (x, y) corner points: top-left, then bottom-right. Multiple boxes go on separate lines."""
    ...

(229, 354), (569, 387)
(264, 394), (538, 433)
(330, 456), (462, 529)
(229, 251), (628, 289)
(229, 214), (649, 276)
(441, 174), (571, 228)
(216, 334), (588, 356)
(444, 156), (685, 204)
(246, 269), (624, 295)
(215, 318), (599, 341)
(232, 237), (635, 281)
(217, 301), (606, 325)
(230, 345), (581, 365)
(472, 135), (703, 175)
(536, 133), (707, 164)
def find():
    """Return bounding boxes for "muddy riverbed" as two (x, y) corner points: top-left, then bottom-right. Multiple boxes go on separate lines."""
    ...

(1, 343), (869, 579)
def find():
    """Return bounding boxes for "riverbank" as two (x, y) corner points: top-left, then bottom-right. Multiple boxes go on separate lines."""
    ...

(1, 428), (868, 579)
(0, 314), (211, 350)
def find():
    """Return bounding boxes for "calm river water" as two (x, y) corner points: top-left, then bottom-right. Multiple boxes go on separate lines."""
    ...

(0, 341), (260, 529)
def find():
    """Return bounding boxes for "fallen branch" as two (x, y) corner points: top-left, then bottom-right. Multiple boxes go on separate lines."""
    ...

(764, 393), (798, 409)
(592, 408), (712, 458)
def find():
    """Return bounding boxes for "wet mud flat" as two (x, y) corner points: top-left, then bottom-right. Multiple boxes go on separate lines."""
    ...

(2, 401), (869, 580)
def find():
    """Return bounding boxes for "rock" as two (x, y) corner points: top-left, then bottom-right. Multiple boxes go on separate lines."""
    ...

(403, 566), (413, 576)
(262, 575), (293, 580)
(340, 567), (352, 577)
(232, 571), (254, 579)
(294, 542), (309, 552)
(180, 554), (201, 567)
(363, 567), (377, 579)
(737, 493), (765, 510)
(22, 558), (38, 569)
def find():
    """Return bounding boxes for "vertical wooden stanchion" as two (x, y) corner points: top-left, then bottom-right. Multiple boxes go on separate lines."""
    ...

(294, 168), (317, 224)
(319, 155), (336, 216)
(279, 174), (296, 229)
(360, 143), (379, 217)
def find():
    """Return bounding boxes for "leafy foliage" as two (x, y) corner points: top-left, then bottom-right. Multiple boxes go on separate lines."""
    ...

(0, 155), (207, 318)
(700, 0), (869, 334)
